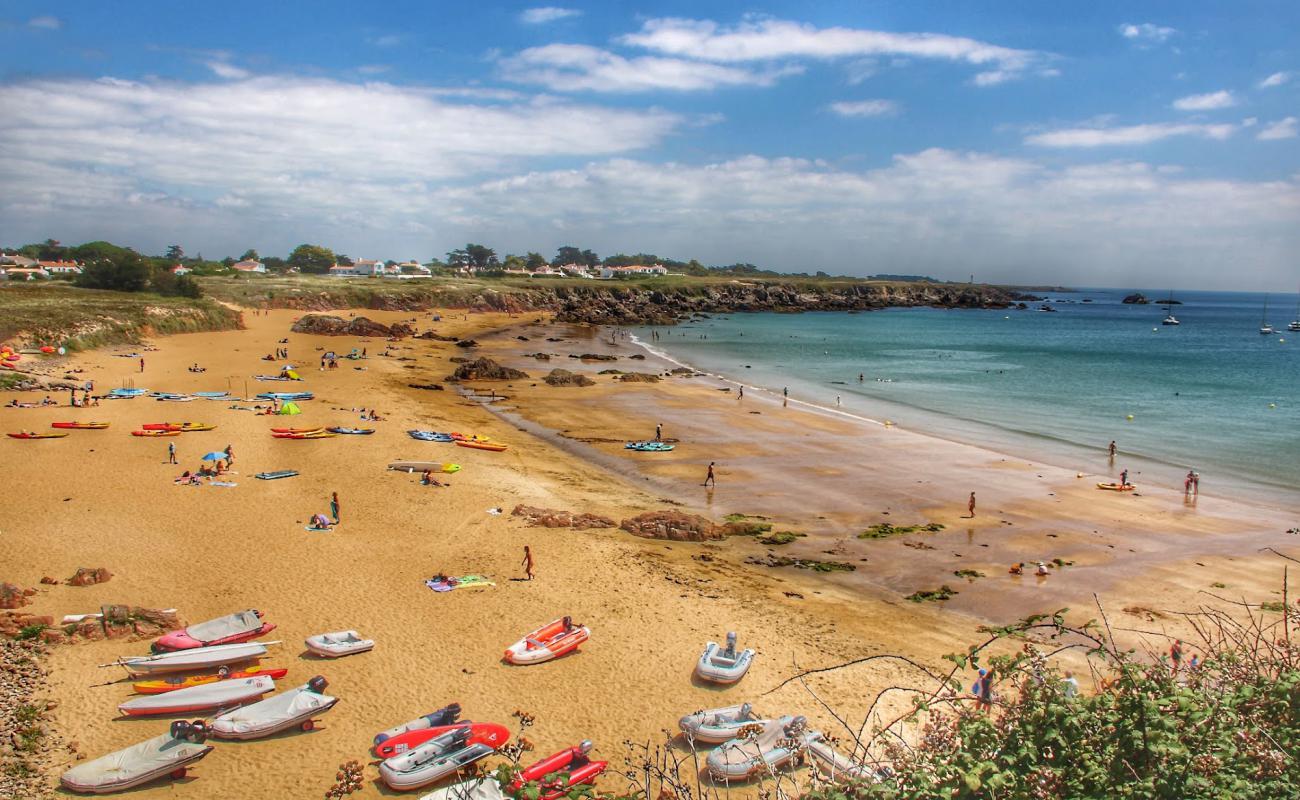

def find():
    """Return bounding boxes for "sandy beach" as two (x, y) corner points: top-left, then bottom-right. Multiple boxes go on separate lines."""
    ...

(2, 307), (1296, 798)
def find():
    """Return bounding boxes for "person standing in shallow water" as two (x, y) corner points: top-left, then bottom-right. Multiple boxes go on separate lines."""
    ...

(654, 423), (662, 442)
(704, 462), (716, 487)
(1108, 440), (1117, 458)
(967, 492), (976, 518)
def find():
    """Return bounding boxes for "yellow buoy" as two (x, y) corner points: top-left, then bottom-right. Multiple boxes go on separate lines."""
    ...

(1269, 403), (1277, 409)
(1126, 414), (1134, 421)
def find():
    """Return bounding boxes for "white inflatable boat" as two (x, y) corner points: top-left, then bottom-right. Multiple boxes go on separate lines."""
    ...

(113, 641), (270, 675)
(379, 727), (498, 790)
(678, 703), (768, 745)
(706, 716), (802, 782)
(119, 675), (275, 717)
(61, 720), (212, 794)
(799, 730), (877, 782)
(210, 677), (337, 740)
(420, 777), (507, 800)
(305, 630), (374, 658)
(695, 633), (755, 684)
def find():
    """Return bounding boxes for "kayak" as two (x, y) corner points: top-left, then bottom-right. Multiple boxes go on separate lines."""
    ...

(379, 722), (510, 790)
(513, 741), (607, 800)
(270, 427), (324, 434)
(272, 431), (336, 439)
(107, 388), (148, 398)
(625, 441), (674, 452)
(142, 423), (214, 432)
(255, 470), (299, 480)
(113, 641), (270, 675)
(408, 430), (454, 442)
(51, 422), (109, 430)
(211, 677), (337, 740)
(377, 722), (509, 760)
(7, 432), (69, 439)
(374, 703), (463, 748)
(456, 440), (507, 452)
(193, 391), (228, 398)
(118, 675), (276, 717)
(152, 609), (275, 652)
(449, 433), (490, 442)
(328, 427), (375, 435)
(503, 617), (589, 665)
(132, 665), (288, 694)
(1097, 483), (1136, 492)
(60, 722), (212, 794)
(132, 430), (180, 437)
(388, 461), (461, 474)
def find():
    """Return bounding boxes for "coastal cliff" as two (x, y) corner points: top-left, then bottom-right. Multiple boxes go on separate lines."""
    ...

(201, 276), (1024, 325)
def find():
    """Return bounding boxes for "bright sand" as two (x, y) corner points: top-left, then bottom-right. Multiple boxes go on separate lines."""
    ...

(1, 308), (1296, 798)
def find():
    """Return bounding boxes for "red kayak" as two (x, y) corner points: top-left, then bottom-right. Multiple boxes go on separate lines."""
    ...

(374, 722), (509, 760)
(512, 741), (607, 799)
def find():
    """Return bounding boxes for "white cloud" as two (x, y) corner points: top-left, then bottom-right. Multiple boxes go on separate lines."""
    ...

(1258, 117), (1298, 141)
(366, 34), (402, 48)
(1026, 122), (1237, 147)
(1172, 90), (1236, 111)
(206, 61), (250, 80)
(520, 7), (581, 25)
(1258, 71), (1291, 89)
(618, 17), (1049, 86)
(1118, 23), (1176, 43)
(27, 15), (61, 30)
(828, 99), (897, 117)
(500, 44), (798, 92)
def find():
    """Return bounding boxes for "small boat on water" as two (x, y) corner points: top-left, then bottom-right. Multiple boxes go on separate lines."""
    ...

(61, 721), (212, 794)
(706, 716), (803, 782)
(51, 422), (109, 430)
(503, 617), (589, 665)
(695, 632), (755, 684)
(1260, 293), (1276, 335)
(210, 676), (336, 739)
(374, 703), (463, 748)
(678, 703), (768, 744)
(111, 641), (270, 675)
(1289, 286), (1300, 332)
(118, 675), (275, 717)
(511, 741), (607, 800)
(1161, 291), (1180, 326)
(304, 630), (374, 658)
(152, 609), (275, 652)
(379, 723), (510, 790)
(132, 665), (288, 694)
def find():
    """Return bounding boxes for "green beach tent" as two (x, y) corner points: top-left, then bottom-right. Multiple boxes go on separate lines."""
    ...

(278, 401), (302, 415)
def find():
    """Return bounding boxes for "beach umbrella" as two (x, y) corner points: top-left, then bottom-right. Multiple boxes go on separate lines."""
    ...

(201, 451), (225, 461)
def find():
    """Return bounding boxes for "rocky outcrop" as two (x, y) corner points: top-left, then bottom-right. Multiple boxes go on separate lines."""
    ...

(618, 372), (662, 383)
(1122, 293), (1149, 305)
(408, 382), (444, 391)
(454, 339), (479, 348)
(448, 358), (528, 381)
(415, 331), (458, 342)
(0, 637), (60, 799)
(66, 567), (111, 587)
(620, 511), (725, 542)
(512, 505), (616, 529)
(0, 583), (34, 610)
(290, 314), (413, 337)
(543, 369), (596, 387)
(572, 353), (616, 361)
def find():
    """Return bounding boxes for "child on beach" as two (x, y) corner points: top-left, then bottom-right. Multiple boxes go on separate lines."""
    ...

(522, 546), (535, 581)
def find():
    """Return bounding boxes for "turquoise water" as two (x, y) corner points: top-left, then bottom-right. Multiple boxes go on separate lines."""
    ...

(636, 290), (1300, 502)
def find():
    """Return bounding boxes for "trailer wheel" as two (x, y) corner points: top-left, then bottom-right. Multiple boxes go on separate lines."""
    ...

(301, 719), (315, 732)
(169, 767), (187, 780)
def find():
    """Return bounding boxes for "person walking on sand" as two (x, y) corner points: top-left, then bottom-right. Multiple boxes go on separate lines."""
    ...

(967, 492), (976, 518)
(654, 423), (662, 442)
(704, 462), (716, 487)
(167, 442), (177, 465)
(330, 492), (340, 523)
(139, 357), (145, 373)
(738, 385), (744, 399)
(522, 546), (535, 581)
(1169, 639), (1183, 671)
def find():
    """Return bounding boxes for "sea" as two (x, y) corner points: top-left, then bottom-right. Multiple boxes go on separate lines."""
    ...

(634, 289), (1300, 505)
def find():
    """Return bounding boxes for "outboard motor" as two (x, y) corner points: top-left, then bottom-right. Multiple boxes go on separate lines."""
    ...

(724, 632), (738, 659)
(578, 740), (594, 755)
(307, 675), (329, 694)
(188, 719), (209, 743)
(170, 720), (192, 740)
(739, 703), (753, 719)
(430, 703), (462, 727)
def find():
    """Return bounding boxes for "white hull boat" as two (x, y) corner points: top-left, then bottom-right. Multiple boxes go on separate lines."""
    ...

(113, 641), (270, 675)
(695, 633), (755, 684)
(800, 730), (877, 782)
(678, 703), (767, 745)
(61, 721), (212, 794)
(305, 630), (374, 658)
(380, 727), (498, 790)
(118, 675), (275, 717)
(706, 716), (802, 782)
(420, 777), (507, 800)
(211, 677), (337, 740)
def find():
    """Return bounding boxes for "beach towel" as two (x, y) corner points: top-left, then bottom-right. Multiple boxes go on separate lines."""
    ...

(425, 575), (495, 593)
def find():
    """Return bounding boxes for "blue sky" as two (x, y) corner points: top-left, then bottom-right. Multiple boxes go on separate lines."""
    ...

(0, 1), (1296, 288)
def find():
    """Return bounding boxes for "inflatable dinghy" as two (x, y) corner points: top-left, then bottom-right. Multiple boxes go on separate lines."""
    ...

(512, 740), (607, 800)
(377, 722), (509, 760)
(374, 703), (462, 748)
(678, 703), (768, 745)
(706, 716), (803, 782)
(119, 675), (275, 717)
(695, 633), (755, 684)
(379, 723), (509, 790)
(624, 441), (675, 452)
(305, 630), (374, 658)
(113, 641), (270, 675)
(799, 730), (878, 782)
(61, 721), (212, 794)
(503, 617), (589, 665)
(408, 430), (453, 442)
(153, 609), (274, 652)
(210, 677), (336, 740)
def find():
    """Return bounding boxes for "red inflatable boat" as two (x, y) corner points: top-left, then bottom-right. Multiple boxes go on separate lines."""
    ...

(375, 722), (509, 759)
(512, 741), (607, 800)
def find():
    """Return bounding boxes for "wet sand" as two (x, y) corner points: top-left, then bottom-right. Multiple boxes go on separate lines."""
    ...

(1, 308), (1296, 798)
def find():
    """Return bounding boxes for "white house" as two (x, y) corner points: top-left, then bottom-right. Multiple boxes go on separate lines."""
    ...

(393, 260), (431, 277)
(231, 259), (266, 273)
(600, 264), (667, 278)
(4, 267), (49, 280)
(39, 260), (82, 275)
(0, 254), (38, 268)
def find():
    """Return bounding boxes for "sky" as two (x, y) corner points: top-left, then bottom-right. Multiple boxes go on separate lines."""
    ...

(0, 1), (1297, 289)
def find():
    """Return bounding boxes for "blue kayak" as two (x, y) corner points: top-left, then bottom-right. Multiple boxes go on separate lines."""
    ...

(329, 427), (375, 435)
(408, 430), (453, 442)
(625, 441), (675, 452)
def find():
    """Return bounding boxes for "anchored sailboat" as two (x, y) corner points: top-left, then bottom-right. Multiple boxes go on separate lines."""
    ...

(1161, 291), (1180, 326)
(1288, 286), (1299, 332)
(1259, 293), (1276, 335)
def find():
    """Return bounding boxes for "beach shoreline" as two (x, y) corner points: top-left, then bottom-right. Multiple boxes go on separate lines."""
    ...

(1, 306), (1295, 798)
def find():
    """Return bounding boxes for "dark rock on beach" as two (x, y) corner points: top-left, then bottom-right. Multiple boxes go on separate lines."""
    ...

(448, 357), (528, 381)
(620, 511), (725, 542)
(618, 372), (662, 383)
(512, 505), (615, 529)
(543, 369), (596, 387)
(290, 314), (413, 337)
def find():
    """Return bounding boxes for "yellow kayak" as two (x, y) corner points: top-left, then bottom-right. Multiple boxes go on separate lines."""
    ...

(1096, 482), (1135, 492)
